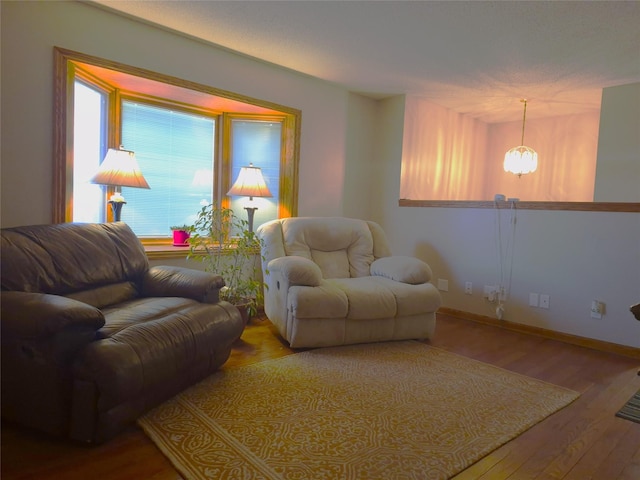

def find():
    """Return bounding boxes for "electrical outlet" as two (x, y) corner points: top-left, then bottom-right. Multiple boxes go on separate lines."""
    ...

(529, 293), (539, 307)
(437, 278), (449, 292)
(464, 282), (473, 295)
(483, 285), (498, 302)
(591, 300), (605, 319)
(498, 287), (508, 301)
(540, 294), (550, 309)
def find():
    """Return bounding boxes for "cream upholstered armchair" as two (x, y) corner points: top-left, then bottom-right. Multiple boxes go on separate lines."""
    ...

(256, 217), (442, 348)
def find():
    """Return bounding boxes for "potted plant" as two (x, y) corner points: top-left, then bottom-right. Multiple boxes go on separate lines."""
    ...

(187, 203), (266, 324)
(170, 225), (194, 246)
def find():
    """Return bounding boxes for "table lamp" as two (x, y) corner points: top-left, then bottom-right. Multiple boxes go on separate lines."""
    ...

(90, 146), (150, 221)
(227, 163), (272, 232)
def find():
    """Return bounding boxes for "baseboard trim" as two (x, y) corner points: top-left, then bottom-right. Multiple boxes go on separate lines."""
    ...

(438, 307), (640, 360)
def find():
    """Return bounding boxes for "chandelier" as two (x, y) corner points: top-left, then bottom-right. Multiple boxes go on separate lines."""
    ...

(504, 99), (538, 177)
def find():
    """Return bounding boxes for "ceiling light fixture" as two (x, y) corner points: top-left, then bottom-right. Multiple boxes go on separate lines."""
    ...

(504, 99), (538, 177)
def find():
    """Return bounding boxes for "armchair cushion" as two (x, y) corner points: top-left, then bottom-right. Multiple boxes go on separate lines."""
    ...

(268, 256), (323, 287)
(311, 249), (350, 278)
(280, 217), (374, 278)
(66, 282), (139, 309)
(289, 282), (348, 319)
(0, 222), (147, 295)
(141, 265), (225, 303)
(370, 256), (433, 285)
(328, 277), (397, 319)
(1, 291), (104, 339)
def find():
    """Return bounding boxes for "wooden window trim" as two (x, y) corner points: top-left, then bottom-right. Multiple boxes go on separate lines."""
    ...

(53, 47), (300, 248)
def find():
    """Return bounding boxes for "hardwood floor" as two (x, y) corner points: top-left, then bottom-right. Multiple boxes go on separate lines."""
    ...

(2, 313), (639, 479)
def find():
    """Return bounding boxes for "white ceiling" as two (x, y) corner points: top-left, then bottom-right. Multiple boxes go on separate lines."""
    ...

(91, 0), (640, 123)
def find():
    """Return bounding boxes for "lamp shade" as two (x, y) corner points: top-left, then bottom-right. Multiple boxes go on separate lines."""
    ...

(90, 148), (150, 189)
(227, 164), (272, 199)
(504, 145), (538, 176)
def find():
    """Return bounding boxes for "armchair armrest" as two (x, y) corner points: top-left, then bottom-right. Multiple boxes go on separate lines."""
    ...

(1, 291), (104, 339)
(141, 265), (225, 303)
(267, 256), (323, 286)
(370, 256), (433, 285)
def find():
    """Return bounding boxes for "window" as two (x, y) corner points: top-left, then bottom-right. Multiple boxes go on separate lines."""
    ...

(73, 80), (108, 223)
(54, 47), (300, 247)
(119, 100), (216, 235)
(228, 118), (282, 230)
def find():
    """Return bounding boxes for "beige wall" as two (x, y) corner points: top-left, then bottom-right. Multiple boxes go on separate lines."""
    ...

(595, 82), (640, 202)
(2, 1), (639, 349)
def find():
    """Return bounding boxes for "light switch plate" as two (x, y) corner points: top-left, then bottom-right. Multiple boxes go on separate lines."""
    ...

(437, 278), (449, 292)
(540, 294), (550, 309)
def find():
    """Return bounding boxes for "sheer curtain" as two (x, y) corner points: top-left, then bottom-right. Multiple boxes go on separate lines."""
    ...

(400, 97), (488, 201)
(400, 96), (599, 202)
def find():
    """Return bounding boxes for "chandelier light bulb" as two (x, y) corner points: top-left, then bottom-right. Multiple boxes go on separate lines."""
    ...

(504, 99), (538, 177)
(504, 145), (538, 177)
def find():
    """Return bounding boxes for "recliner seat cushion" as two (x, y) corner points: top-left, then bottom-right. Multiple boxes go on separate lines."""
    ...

(289, 282), (349, 319)
(66, 282), (139, 310)
(371, 277), (443, 316)
(96, 297), (200, 339)
(76, 298), (234, 404)
(71, 298), (241, 442)
(289, 277), (439, 321)
(328, 277), (397, 319)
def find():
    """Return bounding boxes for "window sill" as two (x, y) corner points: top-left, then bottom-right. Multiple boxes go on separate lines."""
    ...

(143, 242), (261, 260)
(144, 244), (192, 260)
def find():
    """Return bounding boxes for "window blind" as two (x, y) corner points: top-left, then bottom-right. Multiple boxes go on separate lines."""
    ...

(120, 101), (215, 236)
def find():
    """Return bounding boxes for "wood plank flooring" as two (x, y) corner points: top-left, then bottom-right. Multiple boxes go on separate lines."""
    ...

(2, 312), (639, 479)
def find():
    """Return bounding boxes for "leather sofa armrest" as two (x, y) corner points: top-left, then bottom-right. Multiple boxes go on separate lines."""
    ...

(370, 256), (433, 285)
(141, 265), (225, 303)
(1, 291), (105, 339)
(267, 256), (322, 286)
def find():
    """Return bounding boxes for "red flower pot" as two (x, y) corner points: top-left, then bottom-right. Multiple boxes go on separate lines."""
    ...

(172, 230), (190, 246)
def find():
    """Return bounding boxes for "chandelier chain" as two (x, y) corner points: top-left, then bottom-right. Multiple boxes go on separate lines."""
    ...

(520, 99), (528, 145)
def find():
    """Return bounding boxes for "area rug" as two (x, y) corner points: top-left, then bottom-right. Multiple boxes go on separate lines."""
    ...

(138, 341), (579, 480)
(616, 389), (640, 423)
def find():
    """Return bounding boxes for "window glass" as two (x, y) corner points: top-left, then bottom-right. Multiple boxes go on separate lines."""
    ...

(120, 101), (215, 236)
(73, 80), (107, 223)
(229, 119), (281, 229)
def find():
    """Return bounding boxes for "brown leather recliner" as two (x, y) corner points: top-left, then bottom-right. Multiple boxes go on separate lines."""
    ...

(1, 222), (243, 443)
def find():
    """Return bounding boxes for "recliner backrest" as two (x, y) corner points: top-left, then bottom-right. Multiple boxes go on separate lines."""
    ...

(262, 217), (392, 279)
(1, 222), (149, 295)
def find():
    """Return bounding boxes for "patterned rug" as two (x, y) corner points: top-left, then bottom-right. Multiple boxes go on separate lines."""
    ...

(616, 389), (640, 423)
(138, 341), (579, 480)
